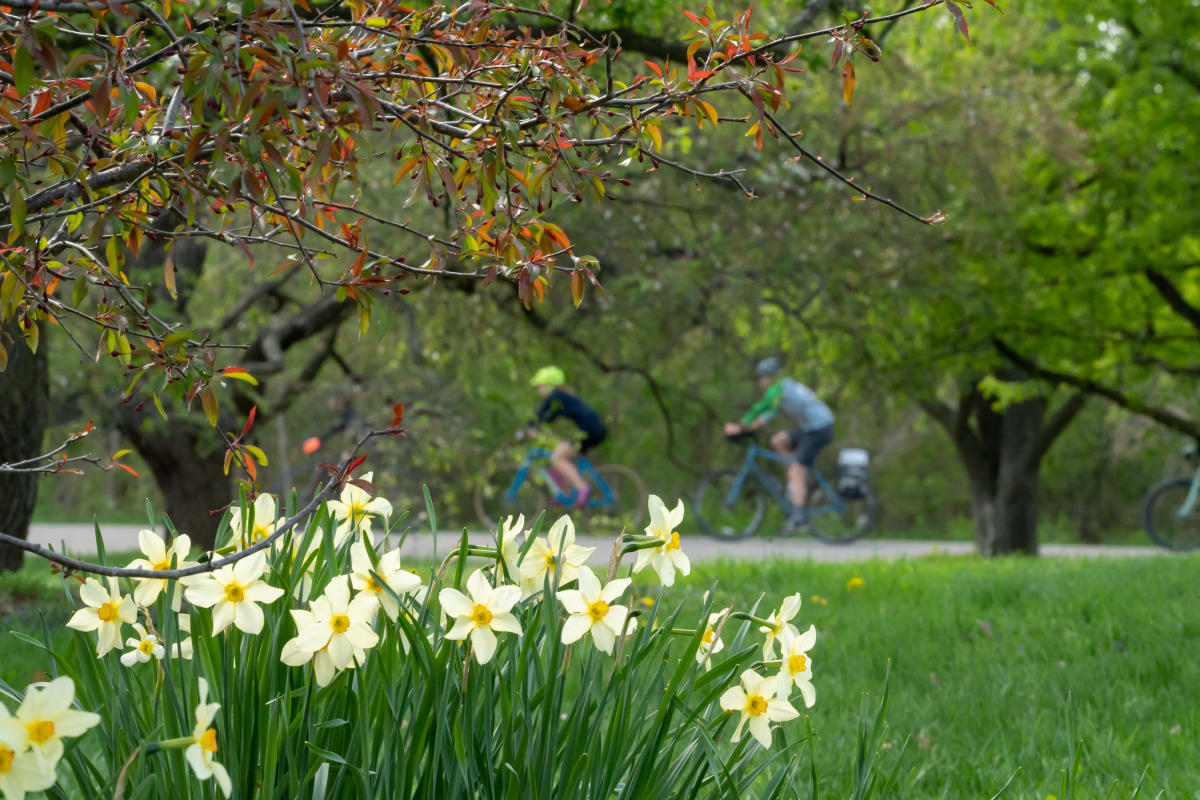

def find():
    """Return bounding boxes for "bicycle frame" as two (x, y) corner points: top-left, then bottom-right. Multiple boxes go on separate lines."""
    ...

(505, 447), (616, 508)
(724, 444), (845, 516)
(1175, 467), (1200, 518)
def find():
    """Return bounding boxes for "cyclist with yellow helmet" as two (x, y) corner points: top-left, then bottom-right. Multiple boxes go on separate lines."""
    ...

(523, 366), (607, 508)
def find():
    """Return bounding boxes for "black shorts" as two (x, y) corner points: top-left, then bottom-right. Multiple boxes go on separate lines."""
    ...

(577, 427), (607, 454)
(788, 424), (833, 467)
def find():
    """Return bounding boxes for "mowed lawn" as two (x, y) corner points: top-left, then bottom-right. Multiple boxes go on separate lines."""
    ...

(677, 556), (1200, 798)
(3, 552), (1197, 798)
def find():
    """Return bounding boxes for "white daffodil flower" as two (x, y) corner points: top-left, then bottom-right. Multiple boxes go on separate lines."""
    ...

(326, 472), (392, 546)
(288, 576), (380, 671)
(440, 569), (522, 664)
(633, 495), (690, 586)
(184, 551), (285, 636)
(119, 623), (165, 667)
(127, 530), (197, 608)
(184, 679), (231, 798)
(719, 669), (800, 749)
(0, 711), (56, 800)
(228, 494), (282, 550)
(696, 607), (731, 670)
(348, 541), (422, 621)
(776, 625), (817, 708)
(170, 614), (194, 661)
(12, 677), (100, 764)
(759, 593), (803, 659)
(519, 515), (594, 598)
(66, 578), (137, 656)
(556, 566), (634, 655)
(498, 514), (526, 580)
(280, 607), (368, 687)
(393, 585), (431, 655)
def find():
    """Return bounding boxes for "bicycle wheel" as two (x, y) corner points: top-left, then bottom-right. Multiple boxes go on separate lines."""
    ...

(1142, 477), (1200, 551)
(586, 464), (647, 533)
(474, 464), (549, 530)
(693, 469), (765, 540)
(808, 483), (876, 544)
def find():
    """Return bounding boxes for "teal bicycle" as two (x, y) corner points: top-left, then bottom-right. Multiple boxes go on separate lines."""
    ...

(1142, 443), (1200, 550)
(693, 432), (877, 542)
(475, 446), (646, 531)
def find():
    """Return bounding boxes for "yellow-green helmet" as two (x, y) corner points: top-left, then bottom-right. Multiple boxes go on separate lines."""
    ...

(530, 365), (565, 387)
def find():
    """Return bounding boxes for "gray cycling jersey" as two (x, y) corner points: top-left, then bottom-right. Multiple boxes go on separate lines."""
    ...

(743, 377), (834, 432)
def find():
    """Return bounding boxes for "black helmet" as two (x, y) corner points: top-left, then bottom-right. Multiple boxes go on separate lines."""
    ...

(755, 357), (782, 377)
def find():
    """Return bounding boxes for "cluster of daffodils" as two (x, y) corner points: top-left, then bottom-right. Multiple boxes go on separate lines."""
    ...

(0, 677), (99, 799)
(50, 480), (821, 799)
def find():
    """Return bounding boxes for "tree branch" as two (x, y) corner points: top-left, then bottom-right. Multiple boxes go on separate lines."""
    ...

(0, 428), (385, 579)
(1032, 391), (1087, 465)
(1143, 267), (1200, 338)
(993, 337), (1200, 439)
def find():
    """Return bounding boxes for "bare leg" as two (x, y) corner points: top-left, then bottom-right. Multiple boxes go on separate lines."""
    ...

(770, 431), (807, 510)
(787, 463), (808, 509)
(552, 441), (587, 493)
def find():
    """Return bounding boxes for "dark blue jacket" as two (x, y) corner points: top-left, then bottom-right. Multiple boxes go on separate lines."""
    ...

(535, 388), (605, 435)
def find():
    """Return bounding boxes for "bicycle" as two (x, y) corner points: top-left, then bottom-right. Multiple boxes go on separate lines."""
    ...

(693, 432), (877, 543)
(1141, 442), (1200, 551)
(475, 446), (647, 531)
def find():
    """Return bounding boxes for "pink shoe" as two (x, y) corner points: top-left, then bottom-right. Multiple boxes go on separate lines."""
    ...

(574, 485), (591, 509)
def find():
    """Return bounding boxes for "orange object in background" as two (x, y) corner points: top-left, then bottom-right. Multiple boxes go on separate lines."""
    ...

(302, 437), (321, 454)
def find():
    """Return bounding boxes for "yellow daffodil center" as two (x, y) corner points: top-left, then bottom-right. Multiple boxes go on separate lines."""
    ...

(745, 694), (768, 717)
(349, 501), (368, 525)
(139, 639), (157, 655)
(251, 524), (271, 542)
(365, 575), (383, 593)
(0, 746), (13, 773)
(587, 600), (609, 622)
(330, 613), (351, 634)
(223, 582), (245, 603)
(702, 627), (715, 644)
(200, 728), (218, 753)
(788, 653), (808, 673)
(471, 604), (493, 626)
(543, 553), (556, 569)
(666, 531), (681, 551)
(28, 719), (55, 744)
(97, 601), (120, 622)
(153, 559), (171, 571)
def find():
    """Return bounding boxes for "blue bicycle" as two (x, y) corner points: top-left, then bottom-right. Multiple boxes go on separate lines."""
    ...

(693, 433), (877, 542)
(475, 447), (646, 530)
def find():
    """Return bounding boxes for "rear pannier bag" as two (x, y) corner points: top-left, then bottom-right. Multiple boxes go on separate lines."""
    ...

(836, 448), (870, 500)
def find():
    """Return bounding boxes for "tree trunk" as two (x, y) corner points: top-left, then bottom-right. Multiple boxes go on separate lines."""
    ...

(115, 409), (230, 550)
(923, 382), (1086, 556)
(0, 320), (49, 571)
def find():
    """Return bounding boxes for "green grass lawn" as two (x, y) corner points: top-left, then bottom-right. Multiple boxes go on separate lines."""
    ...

(3, 552), (1196, 798)
(677, 556), (1199, 799)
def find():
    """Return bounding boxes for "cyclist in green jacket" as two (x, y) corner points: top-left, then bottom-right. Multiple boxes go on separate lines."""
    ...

(724, 357), (834, 532)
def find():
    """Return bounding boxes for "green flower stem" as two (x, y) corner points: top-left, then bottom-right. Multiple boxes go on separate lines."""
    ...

(731, 611), (775, 628)
(147, 736), (193, 752)
(620, 539), (665, 557)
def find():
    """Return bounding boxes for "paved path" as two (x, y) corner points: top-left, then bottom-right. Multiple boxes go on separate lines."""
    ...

(26, 523), (1170, 563)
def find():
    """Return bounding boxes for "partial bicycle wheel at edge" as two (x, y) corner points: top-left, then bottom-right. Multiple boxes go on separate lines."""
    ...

(474, 464), (549, 530)
(808, 483), (876, 544)
(693, 468), (765, 539)
(1142, 477), (1200, 551)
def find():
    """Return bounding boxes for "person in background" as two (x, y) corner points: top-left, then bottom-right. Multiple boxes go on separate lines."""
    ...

(522, 366), (607, 509)
(723, 357), (834, 533)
